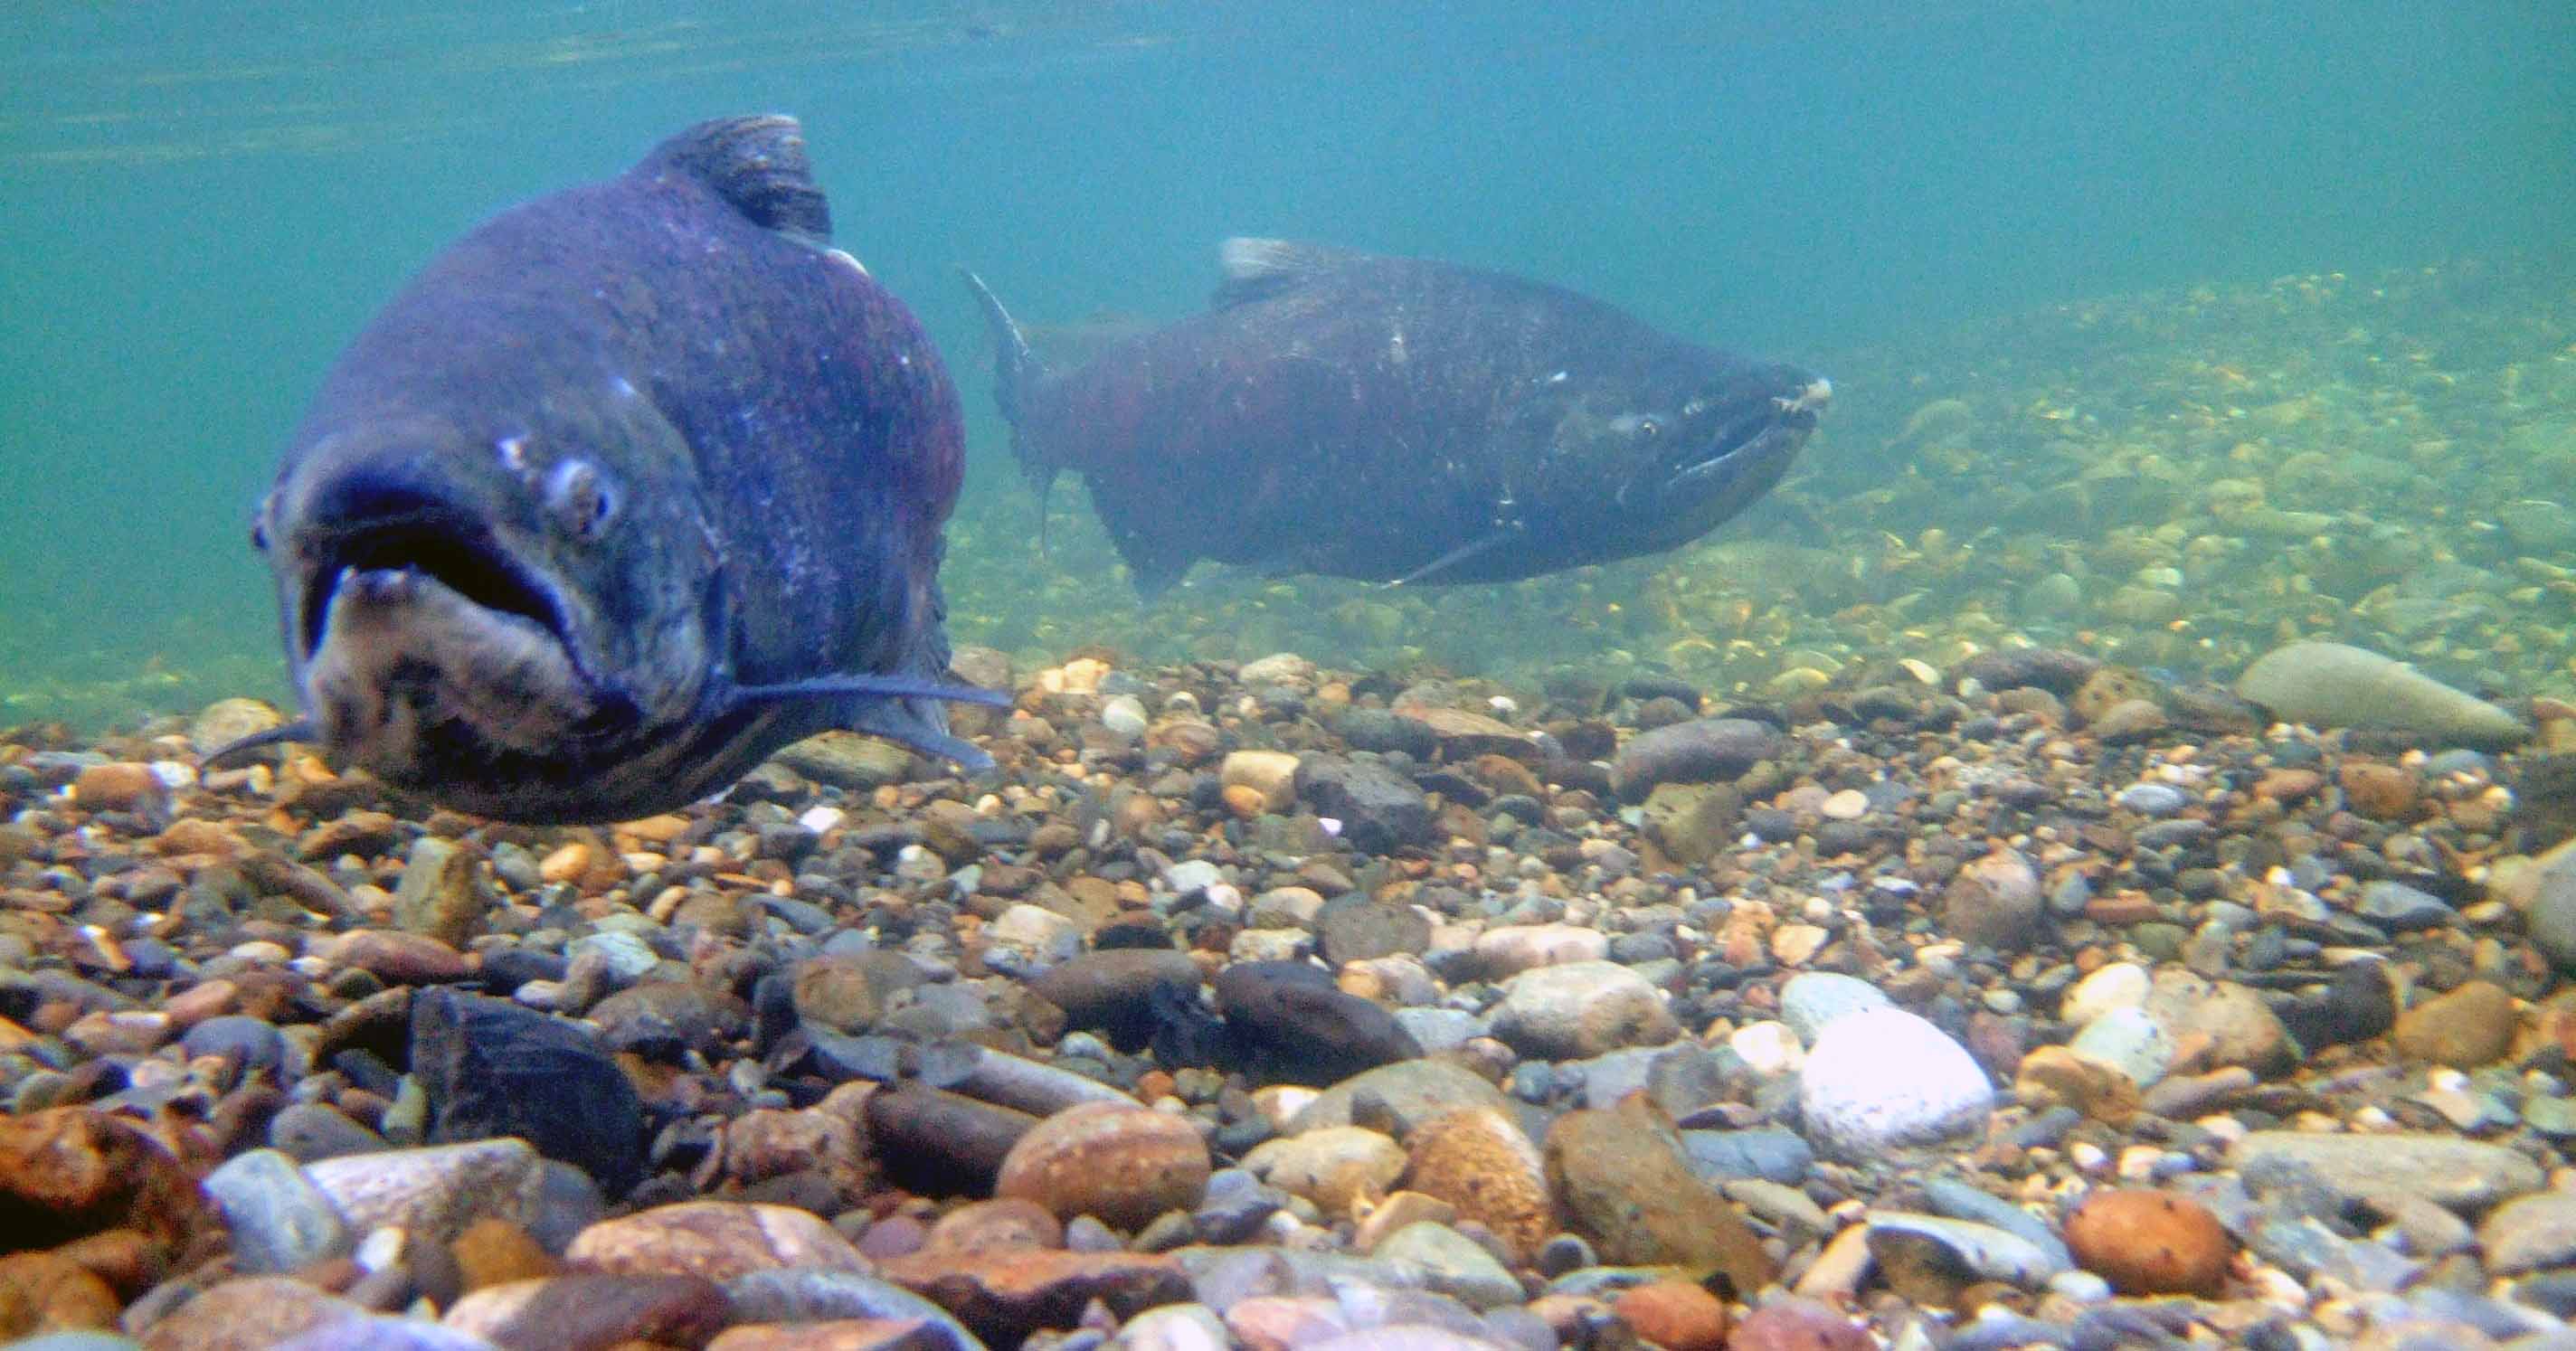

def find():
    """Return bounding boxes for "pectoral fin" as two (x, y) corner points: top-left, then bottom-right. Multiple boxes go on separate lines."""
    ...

(202, 718), (318, 769)
(1381, 524), (1523, 588)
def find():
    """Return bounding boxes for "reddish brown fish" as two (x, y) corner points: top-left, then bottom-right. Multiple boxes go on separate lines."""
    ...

(965, 238), (1829, 594)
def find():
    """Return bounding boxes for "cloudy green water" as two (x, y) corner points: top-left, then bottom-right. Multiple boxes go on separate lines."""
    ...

(2, 1), (2571, 729)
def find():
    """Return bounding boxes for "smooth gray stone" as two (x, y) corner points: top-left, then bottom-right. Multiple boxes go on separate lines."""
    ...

(202, 1147), (351, 1273)
(1867, 1211), (2067, 1286)
(1680, 1126), (1813, 1185)
(1921, 1176), (2073, 1273)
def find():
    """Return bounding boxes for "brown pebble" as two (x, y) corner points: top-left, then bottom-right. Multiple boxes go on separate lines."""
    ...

(994, 1101), (1210, 1230)
(2339, 761), (2421, 820)
(2391, 980), (2519, 1068)
(1611, 1279), (1729, 1350)
(71, 762), (164, 814)
(707, 1318), (948, 1351)
(0, 1251), (120, 1338)
(440, 1272), (730, 1349)
(2063, 1187), (2230, 1296)
(326, 930), (469, 985)
(923, 1197), (1063, 1254)
(566, 1201), (873, 1281)
(1728, 1296), (1873, 1351)
(1220, 783), (1269, 819)
(1401, 1107), (1555, 1263)
(450, 1217), (558, 1292)
(2255, 767), (2324, 803)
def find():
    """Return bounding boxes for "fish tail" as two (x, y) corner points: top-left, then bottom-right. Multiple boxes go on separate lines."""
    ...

(957, 268), (1055, 493)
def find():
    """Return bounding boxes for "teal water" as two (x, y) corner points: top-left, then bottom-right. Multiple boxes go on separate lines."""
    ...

(3, 1), (2572, 728)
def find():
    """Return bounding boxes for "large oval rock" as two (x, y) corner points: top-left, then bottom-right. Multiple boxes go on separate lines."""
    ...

(994, 1102), (1211, 1229)
(1490, 960), (1677, 1061)
(2236, 640), (2527, 749)
(1796, 1007), (1994, 1159)
(1611, 718), (1782, 801)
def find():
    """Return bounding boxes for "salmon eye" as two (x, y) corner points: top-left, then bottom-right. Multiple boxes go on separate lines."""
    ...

(545, 459), (619, 542)
(1637, 419), (1661, 439)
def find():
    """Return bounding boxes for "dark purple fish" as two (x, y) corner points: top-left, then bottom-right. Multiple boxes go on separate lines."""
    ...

(213, 116), (1001, 822)
(964, 238), (1829, 594)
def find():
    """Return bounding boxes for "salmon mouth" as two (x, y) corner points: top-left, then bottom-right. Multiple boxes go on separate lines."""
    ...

(301, 523), (564, 662)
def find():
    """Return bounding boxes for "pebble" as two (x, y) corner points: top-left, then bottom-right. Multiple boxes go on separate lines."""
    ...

(995, 1101), (1211, 1229)
(303, 1139), (543, 1244)
(1241, 1127), (1406, 1218)
(2235, 640), (2529, 750)
(2391, 980), (2520, 1067)
(1543, 1097), (1772, 1296)
(1218, 751), (1301, 814)
(2116, 781), (2188, 816)
(200, 1148), (349, 1274)
(1489, 960), (1679, 1061)
(1399, 1107), (1553, 1262)
(566, 1201), (875, 1280)
(2062, 1188), (2230, 1296)
(2230, 1131), (2543, 1213)
(1470, 924), (1607, 978)
(1284, 1061), (1511, 1137)
(1370, 1223), (1521, 1308)
(440, 1273), (728, 1349)
(1864, 1212), (2063, 1299)
(1776, 972), (1889, 1044)
(408, 987), (649, 1196)
(1727, 1298), (1872, 1351)
(1941, 847), (2044, 950)
(128, 1276), (374, 1351)
(1609, 1280), (1729, 1351)
(1796, 1006), (1995, 1159)
(2141, 968), (2291, 1073)
(2059, 961), (2151, 1027)
(2065, 1005), (2175, 1087)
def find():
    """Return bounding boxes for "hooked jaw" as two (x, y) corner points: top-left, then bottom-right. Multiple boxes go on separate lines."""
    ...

(1665, 371), (1829, 496)
(281, 476), (627, 777)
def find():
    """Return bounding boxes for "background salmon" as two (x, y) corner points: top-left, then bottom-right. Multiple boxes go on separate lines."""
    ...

(965, 238), (1830, 595)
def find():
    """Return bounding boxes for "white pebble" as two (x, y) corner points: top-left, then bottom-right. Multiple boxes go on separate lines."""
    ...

(1796, 1006), (1995, 1159)
(2059, 961), (2150, 1027)
(2068, 1141), (2108, 1174)
(798, 805), (846, 835)
(1730, 1020), (1805, 1075)
(1100, 694), (1149, 741)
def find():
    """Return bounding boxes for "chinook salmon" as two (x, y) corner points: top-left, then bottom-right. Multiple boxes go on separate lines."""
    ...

(213, 115), (1003, 823)
(963, 239), (1829, 593)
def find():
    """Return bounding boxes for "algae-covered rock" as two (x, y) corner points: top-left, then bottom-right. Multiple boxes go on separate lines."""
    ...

(2235, 641), (2526, 750)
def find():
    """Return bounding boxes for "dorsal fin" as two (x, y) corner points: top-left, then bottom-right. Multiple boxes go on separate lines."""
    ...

(647, 115), (831, 244)
(1213, 237), (1359, 308)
